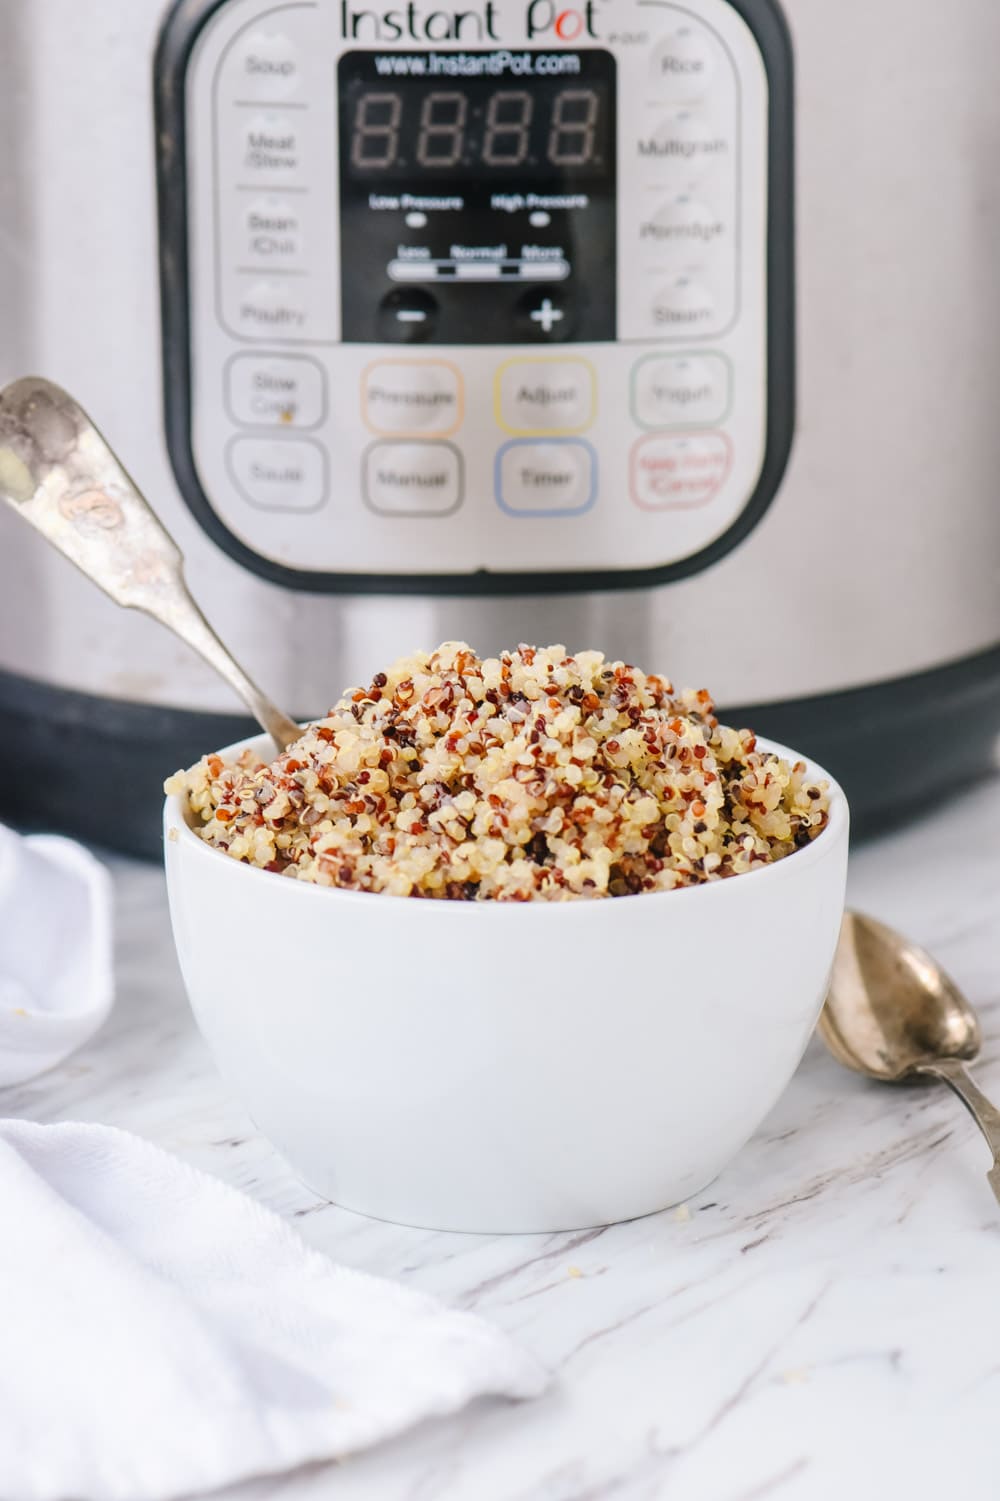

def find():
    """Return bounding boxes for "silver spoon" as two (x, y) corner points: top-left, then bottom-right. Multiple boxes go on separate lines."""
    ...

(0, 375), (300, 752)
(821, 909), (1000, 1205)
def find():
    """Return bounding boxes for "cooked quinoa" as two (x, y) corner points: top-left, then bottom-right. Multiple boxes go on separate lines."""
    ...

(166, 643), (830, 900)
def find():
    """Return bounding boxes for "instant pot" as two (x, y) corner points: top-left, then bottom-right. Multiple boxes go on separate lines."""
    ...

(1, 0), (999, 854)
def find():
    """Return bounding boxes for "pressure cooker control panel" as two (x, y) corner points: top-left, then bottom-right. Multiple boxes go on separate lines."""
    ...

(157, 0), (793, 590)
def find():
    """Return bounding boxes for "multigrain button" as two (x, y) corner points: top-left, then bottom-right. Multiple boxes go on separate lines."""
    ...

(242, 112), (303, 174)
(651, 276), (715, 333)
(232, 31), (302, 100)
(650, 25), (717, 101)
(228, 437), (326, 511)
(496, 440), (596, 517)
(362, 361), (462, 437)
(632, 353), (730, 429)
(496, 359), (595, 434)
(630, 433), (731, 510)
(364, 442), (462, 516)
(227, 354), (326, 429)
(638, 110), (731, 185)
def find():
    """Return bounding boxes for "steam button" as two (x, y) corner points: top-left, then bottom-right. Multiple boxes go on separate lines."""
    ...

(651, 277), (716, 333)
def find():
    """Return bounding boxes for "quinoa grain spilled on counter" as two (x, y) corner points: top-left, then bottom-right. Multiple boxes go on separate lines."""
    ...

(166, 643), (830, 900)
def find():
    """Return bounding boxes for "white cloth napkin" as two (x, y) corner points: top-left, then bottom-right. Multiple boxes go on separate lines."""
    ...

(0, 1120), (546, 1501)
(0, 824), (114, 1086)
(0, 827), (547, 1501)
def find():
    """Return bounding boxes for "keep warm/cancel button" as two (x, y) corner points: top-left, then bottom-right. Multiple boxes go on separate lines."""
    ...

(363, 442), (463, 517)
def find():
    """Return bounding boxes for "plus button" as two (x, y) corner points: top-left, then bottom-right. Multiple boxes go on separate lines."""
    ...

(529, 297), (564, 334)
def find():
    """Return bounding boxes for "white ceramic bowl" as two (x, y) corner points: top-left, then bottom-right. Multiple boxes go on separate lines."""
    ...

(164, 735), (848, 1233)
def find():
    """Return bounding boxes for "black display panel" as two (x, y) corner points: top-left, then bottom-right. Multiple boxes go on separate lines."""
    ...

(337, 49), (617, 345)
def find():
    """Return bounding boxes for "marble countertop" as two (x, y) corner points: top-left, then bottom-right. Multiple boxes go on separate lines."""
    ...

(7, 780), (1000, 1501)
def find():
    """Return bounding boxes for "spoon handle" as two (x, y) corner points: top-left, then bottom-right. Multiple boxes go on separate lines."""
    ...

(0, 376), (300, 752)
(916, 1057), (1000, 1206)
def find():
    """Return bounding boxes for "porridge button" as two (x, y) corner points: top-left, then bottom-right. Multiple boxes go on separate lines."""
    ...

(496, 360), (596, 434)
(630, 432), (731, 510)
(364, 442), (462, 515)
(498, 440), (596, 516)
(228, 437), (327, 511)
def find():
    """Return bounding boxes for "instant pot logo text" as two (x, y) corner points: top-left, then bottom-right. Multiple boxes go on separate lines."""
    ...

(340, 2), (501, 40)
(525, 2), (599, 40)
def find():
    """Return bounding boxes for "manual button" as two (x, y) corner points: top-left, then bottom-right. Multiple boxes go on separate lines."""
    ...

(496, 359), (595, 435)
(364, 442), (462, 516)
(227, 437), (327, 511)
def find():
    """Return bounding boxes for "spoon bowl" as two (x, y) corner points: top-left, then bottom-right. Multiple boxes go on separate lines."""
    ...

(821, 910), (1000, 1203)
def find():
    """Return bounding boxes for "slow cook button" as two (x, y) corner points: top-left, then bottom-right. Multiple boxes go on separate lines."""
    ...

(630, 433), (731, 510)
(364, 442), (462, 516)
(243, 113), (303, 174)
(228, 437), (327, 511)
(362, 361), (462, 436)
(232, 31), (303, 100)
(227, 354), (326, 429)
(497, 440), (596, 517)
(650, 25), (717, 100)
(632, 353), (730, 429)
(496, 359), (596, 434)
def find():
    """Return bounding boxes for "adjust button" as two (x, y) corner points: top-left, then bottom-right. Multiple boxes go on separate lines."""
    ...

(496, 359), (596, 435)
(363, 361), (462, 437)
(632, 353), (730, 429)
(227, 354), (326, 429)
(363, 442), (462, 516)
(228, 437), (327, 511)
(496, 440), (596, 517)
(630, 433), (731, 510)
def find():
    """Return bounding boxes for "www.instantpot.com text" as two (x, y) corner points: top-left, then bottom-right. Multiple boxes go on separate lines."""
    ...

(373, 49), (584, 76)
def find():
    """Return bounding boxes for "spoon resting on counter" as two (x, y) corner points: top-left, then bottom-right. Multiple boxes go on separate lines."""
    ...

(821, 910), (1000, 1205)
(0, 376), (300, 752)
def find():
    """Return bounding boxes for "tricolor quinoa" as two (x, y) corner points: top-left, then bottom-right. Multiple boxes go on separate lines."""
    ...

(166, 643), (829, 900)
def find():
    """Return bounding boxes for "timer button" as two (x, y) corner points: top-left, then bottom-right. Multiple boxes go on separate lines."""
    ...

(650, 26), (717, 101)
(227, 437), (327, 511)
(651, 276), (716, 333)
(513, 289), (576, 342)
(362, 361), (463, 437)
(496, 440), (596, 517)
(377, 288), (438, 343)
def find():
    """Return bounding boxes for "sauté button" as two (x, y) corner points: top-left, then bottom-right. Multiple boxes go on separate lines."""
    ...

(226, 354), (326, 429)
(632, 354), (729, 429)
(362, 361), (462, 436)
(228, 437), (327, 511)
(377, 288), (438, 343)
(496, 359), (595, 434)
(363, 442), (462, 516)
(496, 440), (596, 516)
(630, 433), (731, 510)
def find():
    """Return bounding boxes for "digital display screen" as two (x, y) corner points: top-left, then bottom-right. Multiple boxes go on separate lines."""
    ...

(339, 56), (613, 182)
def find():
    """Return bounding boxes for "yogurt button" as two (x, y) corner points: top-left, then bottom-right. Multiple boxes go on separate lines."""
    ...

(633, 354), (729, 429)
(497, 441), (595, 516)
(228, 437), (327, 511)
(364, 442), (462, 515)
